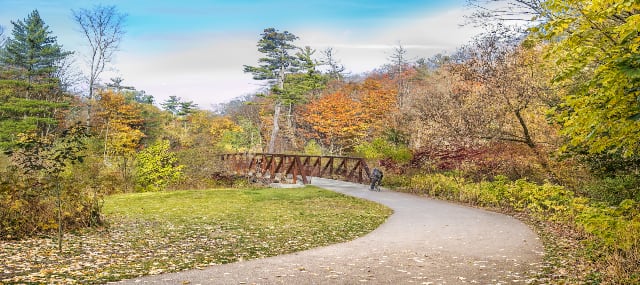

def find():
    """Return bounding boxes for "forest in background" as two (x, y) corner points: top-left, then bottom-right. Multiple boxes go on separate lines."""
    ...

(0, 0), (638, 283)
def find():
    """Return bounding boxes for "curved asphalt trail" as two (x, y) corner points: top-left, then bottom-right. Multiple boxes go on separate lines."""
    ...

(115, 178), (544, 284)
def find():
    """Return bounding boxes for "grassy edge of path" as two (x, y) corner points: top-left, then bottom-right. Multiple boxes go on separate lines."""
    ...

(0, 186), (392, 284)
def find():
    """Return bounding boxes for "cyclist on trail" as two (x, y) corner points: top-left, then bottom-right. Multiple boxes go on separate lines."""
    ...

(370, 167), (383, 191)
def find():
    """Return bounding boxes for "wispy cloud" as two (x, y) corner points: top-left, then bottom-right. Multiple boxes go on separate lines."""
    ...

(2, 0), (481, 108)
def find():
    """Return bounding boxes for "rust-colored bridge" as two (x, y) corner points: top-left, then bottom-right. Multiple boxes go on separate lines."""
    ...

(219, 153), (373, 185)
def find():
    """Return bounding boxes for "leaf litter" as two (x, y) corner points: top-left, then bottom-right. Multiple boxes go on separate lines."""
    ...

(1, 189), (391, 284)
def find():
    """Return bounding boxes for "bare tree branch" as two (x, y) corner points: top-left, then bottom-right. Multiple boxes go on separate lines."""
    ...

(72, 5), (126, 127)
(464, 0), (547, 26)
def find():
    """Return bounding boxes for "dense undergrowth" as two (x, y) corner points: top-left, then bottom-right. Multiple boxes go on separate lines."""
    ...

(384, 172), (639, 284)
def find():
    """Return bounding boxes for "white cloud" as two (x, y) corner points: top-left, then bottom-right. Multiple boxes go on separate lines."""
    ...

(107, 7), (482, 109)
(107, 34), (262, 107)
(297, 7), (482, 74)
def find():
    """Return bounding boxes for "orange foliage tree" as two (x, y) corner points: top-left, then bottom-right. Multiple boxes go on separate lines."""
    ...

(299, 91), (368, 154)
(357, 77), (398, 136)
(298, 76), (399, 154)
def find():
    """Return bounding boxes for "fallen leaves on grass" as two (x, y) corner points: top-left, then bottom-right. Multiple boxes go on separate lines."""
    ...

(1, 187), (392, 284)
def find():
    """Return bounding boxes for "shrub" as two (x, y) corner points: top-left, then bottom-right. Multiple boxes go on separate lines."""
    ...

(134, 140), (184, 192)
(580, 174), (640, 205)
(410, 143), (551, 183)
(0, 158), (103, 239)
(354, 138), (412, 164)
(408, 173), (463, 200)
(173, 146), (224, 190)
(577, 200), (639, 251)
(380, 173), (411, 190)
(0, 128), (105, 240)
(303, 139), (323, 155)
(576, 199), (640, 284)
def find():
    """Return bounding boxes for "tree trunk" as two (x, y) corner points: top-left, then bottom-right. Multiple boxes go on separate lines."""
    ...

(103, 120), (110, 164)
(87, 76), (94, 129)
(286, 102), (298, 149)
(86, 51), (98, 129)
(56, 182), (63, 253)
(267, 64), (286, 153)
(514, 109), (535, 149)
(515, 109), (555, 181)
(268, 101), (281, 153)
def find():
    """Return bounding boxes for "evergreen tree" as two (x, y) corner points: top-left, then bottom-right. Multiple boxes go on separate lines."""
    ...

(285, 46), (327, 102)
(1, 10), (71, 89)
(161, 95), (181, 115)
(0, 10), (72, 150)
(161, 95), (196, 117)
(178, 101), (197, 117)
(243, 28), (300, 152)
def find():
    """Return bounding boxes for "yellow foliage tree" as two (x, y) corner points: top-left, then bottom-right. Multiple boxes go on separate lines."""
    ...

(95, 90), (145, 164)
(210, 116), (241, 151)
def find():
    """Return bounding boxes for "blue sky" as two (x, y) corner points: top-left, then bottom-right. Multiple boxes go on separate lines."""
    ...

(1, 0), (483, 109)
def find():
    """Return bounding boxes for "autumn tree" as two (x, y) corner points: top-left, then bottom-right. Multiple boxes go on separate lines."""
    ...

(160, 95), (200, 147)
(444, 27), (557, 153)
(230, 117), (262, 152)
(398, 27), (559, 181)
(94, 90), (144, 181)
(539, 0), (640, 170)
(210, 116), (240, 148)
(216, 94), (266, 151)
(135, 139), (183, 192)
(209, 116), (261, 152)
(244, 28), (299, 153)
(401, 63), (468, 148)
(357, 77), (398, 137)
(300, 90), (368, 154)
(178, 109), (212, 147)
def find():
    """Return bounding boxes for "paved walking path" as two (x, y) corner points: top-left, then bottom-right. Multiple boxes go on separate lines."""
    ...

(116, 178), (544, 284)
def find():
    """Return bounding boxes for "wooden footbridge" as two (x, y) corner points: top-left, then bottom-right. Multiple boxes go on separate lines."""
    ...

(218, 153), (374, 185)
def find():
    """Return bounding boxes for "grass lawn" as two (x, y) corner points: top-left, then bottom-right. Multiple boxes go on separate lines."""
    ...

(0, 186), (392, 284)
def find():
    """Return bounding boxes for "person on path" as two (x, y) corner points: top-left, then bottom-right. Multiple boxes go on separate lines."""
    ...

(370, 167), (383, 191)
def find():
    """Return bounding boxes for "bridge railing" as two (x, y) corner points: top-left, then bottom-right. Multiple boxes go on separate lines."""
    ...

(218, 153), (373, 185)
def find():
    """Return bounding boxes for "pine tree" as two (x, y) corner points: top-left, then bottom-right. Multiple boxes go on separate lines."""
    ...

(243, 28), (300, 153)
(0, 10), (72, 150)
(2, 10), (71, 91)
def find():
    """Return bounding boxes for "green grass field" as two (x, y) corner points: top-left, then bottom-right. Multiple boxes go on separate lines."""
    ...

(1, 186), (392, 284)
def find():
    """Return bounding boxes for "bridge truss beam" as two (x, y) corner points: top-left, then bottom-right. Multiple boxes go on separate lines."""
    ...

(219, 153), (373, 185)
